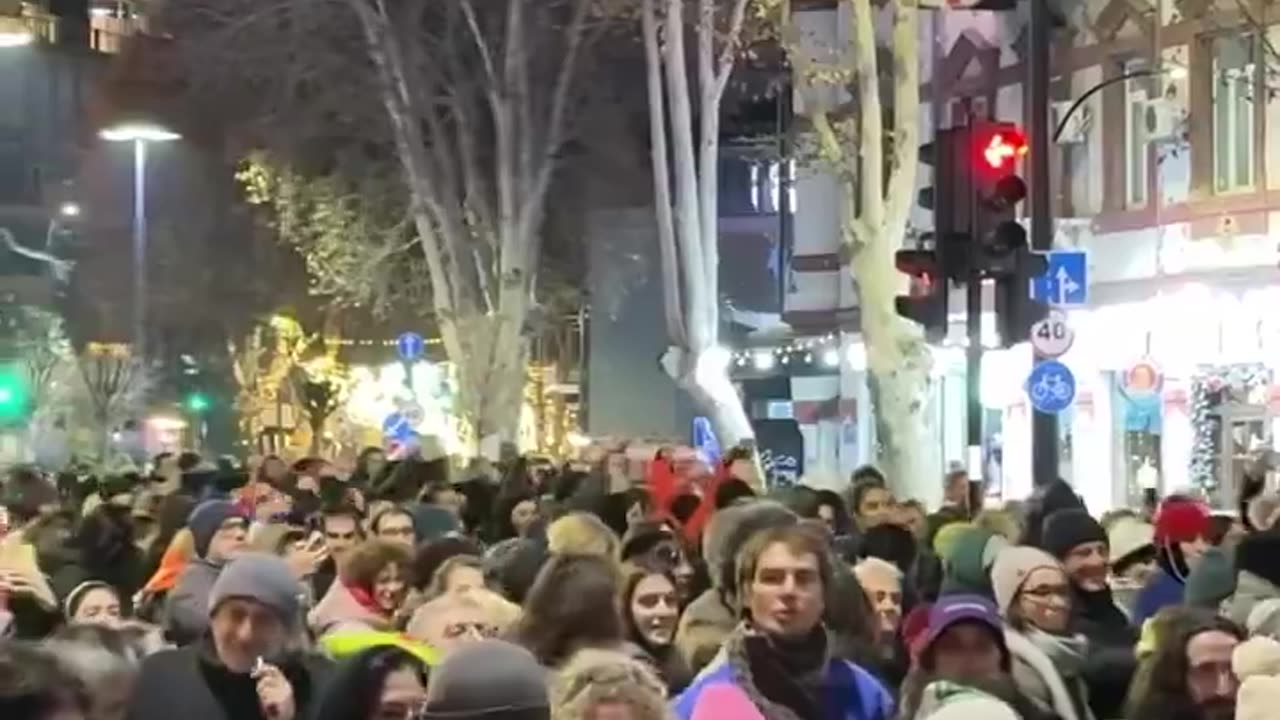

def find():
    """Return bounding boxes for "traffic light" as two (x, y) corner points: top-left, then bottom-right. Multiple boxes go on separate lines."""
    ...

(893, 249), (948, 342)
(0, 365), (30, 425)
(899, 129), (974, 342)
(966, 122), (1047, 346)
(185, 391), (211, 414)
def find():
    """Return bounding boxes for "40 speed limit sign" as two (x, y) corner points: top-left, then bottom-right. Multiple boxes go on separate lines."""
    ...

(1030, 309), (1074, 358)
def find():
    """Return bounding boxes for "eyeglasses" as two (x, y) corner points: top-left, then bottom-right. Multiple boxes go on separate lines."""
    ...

(442, 622), (497, 640)
(1021, 585), (1071, 601)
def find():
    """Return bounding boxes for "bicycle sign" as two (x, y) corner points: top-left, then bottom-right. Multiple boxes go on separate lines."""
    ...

(1026, 360), (1076, 413)
(1030, 309), (1074, 358)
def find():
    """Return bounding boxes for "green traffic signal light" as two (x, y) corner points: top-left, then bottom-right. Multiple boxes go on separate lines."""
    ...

(186, 392), (211, 413)
(0, 366), (30, 423)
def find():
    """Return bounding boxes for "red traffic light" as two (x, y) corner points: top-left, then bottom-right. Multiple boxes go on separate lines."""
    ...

(981, 127), (1028, 171)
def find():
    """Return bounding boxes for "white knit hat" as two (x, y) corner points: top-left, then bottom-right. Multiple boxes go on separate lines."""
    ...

(1108, 516), (1155, 566)
(990, 545), (1063, 615)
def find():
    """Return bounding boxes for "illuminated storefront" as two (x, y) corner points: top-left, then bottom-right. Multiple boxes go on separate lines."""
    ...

(924, 283), (1280, 511)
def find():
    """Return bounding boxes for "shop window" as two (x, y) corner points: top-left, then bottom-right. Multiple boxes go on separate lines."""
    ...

(1212, 34), (1257, 193)
(1124, 59), (1151, 208)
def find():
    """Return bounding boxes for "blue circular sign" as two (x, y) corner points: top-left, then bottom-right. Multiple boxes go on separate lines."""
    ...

(1026, 360), (1076, 414)
(396, 332), (425, 362)
(382, 412), (412, 440)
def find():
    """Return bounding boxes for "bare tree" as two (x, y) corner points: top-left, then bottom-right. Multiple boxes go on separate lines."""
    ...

(162, 0), (601, 454)
(779, 0), (931, 493)
(640, 0), (755, 446)
(75, 344), (152, 460)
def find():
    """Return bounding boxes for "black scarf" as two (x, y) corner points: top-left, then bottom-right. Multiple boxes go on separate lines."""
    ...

(195, 635), (315, 720)
(728, 624), (850, 720)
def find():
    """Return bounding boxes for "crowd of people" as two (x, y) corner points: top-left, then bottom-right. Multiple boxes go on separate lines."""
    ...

(1, 443), (1278, 720)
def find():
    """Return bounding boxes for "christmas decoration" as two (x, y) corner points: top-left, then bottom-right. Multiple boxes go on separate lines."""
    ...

(1188, 364), (1271, 493)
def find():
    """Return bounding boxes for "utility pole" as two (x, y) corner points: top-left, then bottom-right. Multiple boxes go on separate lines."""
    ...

(1028, 0), (1057, 487)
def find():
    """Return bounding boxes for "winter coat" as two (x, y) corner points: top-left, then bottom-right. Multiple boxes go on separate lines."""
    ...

(164, 557), (223, 645)
(126, 637), (333, 720)
(308, 578), (393, 638)
(1070, 587), (1136, 720)
(673, 590), (735, 673)
(1005, 628), (1094, 720)
(1131, 566), (1183, 626)
(672, 627), (893, 720)
(1182, 546), (1236, 610)
(910, 681), (1022, 720)
(1228, 570), (1280, 630)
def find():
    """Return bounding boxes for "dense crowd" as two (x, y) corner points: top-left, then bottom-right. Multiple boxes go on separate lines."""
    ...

(0, 444), (1277, 720)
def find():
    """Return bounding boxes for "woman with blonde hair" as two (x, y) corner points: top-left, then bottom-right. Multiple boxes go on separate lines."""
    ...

(551, 648), (672, 719)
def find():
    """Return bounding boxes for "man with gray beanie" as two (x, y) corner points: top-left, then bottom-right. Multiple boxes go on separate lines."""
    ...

(129, 553), (332, 720)
(164, 499), (249, 645)
(421, 639), (549, 720)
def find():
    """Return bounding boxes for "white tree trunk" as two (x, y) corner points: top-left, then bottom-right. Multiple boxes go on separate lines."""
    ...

(789, 0), (934, 497)
(642, 0), (755, 448)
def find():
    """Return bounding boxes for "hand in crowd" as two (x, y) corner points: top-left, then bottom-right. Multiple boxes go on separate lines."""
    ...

(252, 660), (297, 720)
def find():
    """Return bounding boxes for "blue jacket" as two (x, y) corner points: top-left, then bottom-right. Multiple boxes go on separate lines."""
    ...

(1133, 566), (1184, 626)
(672, 654), (894, 720)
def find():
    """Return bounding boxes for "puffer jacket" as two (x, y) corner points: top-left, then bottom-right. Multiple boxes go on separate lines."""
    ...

(1228, 570), (1280, 629)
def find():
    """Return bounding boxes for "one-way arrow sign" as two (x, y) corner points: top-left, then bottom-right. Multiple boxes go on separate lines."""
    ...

(1031, 250), (1088, 306)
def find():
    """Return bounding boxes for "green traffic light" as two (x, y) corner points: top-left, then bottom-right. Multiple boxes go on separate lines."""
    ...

(0, 366), (30, 423)
(186, 392), (211, 413)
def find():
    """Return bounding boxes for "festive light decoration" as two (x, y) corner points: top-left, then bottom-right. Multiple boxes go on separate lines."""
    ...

(1188, 364), (1271, 493)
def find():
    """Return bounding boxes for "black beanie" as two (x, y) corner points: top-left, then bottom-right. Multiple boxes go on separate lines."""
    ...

(1041, 509), (1106, 559)
(1236, 531), (1280, 588)
(859, 524), (918, 575)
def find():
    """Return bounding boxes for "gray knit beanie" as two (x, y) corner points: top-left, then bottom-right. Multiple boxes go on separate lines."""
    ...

(421, 639), (549, 719)
(208, 552), (302, 625)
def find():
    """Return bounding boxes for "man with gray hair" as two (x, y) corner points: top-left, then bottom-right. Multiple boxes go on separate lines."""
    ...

(128, 553), (331, 720)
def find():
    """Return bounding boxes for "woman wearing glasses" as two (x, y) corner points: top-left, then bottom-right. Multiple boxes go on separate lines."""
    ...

(991, 546), (1097, 720)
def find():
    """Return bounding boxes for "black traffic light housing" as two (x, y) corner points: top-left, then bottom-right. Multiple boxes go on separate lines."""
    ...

(893, 249), (948, 343)
(898, 129), (976, 342)
(967, 122), (1049, 347)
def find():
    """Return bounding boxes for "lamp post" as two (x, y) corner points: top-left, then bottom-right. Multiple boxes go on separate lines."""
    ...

(99, 122), (180, 360)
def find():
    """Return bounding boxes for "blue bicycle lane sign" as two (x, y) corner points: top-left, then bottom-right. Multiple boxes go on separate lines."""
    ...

(1026, 360), (1076, 413)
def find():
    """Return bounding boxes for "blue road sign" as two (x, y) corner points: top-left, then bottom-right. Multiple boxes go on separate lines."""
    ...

(396, 332), (425, 362)
(1026, 360), (1077, 414)
(1031, 250), (1088, 306)
(382, 412), (412, 440)
(692, 416), (722, 464)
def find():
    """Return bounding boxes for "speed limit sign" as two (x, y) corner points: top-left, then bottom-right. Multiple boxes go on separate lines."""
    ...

(1030, 309), (1074, 358)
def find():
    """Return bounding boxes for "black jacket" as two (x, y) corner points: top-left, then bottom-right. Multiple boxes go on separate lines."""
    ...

(1072, 586), (1137, 720)
(126, 637), (333, 720)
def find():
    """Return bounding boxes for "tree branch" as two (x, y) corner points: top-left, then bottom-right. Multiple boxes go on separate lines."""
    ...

(643, 0), (688, 346)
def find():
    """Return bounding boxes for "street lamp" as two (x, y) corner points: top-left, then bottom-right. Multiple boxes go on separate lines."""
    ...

(99, 122), (180, 360)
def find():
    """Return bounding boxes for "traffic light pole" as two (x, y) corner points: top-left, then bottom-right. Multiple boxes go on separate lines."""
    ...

(1028, 0), (1057, 487)
(966, 265), (983, 485)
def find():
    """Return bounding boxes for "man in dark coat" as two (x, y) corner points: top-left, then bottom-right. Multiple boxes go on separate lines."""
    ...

(1041, 508), (1137, 720)
(129, 553), (332, 720)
